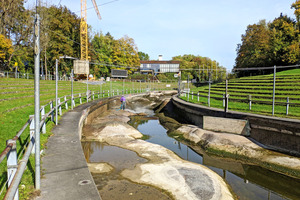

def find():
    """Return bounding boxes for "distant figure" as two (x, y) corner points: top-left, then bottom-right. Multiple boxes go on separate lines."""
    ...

(120, 95), (126, 110)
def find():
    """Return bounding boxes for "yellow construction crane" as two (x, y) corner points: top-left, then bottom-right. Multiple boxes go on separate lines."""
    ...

(80, 0), (101, 61)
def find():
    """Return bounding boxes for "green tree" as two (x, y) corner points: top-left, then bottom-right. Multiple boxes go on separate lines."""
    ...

(268, 14), (300, 65)
(173, 55), (226, 82)
(138, 51), (150, 60)
(234, 20), (271, 73)
(46, 5), (81, 75)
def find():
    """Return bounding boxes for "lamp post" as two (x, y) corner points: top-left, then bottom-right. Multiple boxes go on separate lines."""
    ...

(55, 55), (78, 125)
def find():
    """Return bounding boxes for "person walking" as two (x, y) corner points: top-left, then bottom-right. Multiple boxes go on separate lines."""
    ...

(120, 95), (126, 110)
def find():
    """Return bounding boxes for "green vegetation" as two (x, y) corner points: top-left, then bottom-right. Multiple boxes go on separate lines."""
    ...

(0, 77), (177, 199)
(181, 69), (300, 119)
(234, 1), (300, 76)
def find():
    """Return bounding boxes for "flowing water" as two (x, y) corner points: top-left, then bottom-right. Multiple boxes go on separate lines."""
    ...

(82, 110), (300, 200)
(135, 117), (300, 200)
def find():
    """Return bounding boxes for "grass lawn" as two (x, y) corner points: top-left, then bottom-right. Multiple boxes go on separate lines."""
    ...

(182, 69), (300, 119)
(0, 77), (177, 199)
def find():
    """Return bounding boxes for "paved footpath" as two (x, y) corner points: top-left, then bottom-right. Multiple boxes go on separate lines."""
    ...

(36, 100), (102, 200)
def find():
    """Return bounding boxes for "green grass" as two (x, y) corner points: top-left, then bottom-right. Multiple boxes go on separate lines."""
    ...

(0, 77), (178, 199)
(183, 69), (300, 119)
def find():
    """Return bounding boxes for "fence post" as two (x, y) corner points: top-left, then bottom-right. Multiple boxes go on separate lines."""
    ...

(225, 94), (229, 112)
(41, 106), (46, 134)
(93, 91), (95, 100)
(108, 90), (110, 97)
(191, 92), (193, 100)
(223, 94), (225, 107)
(6, 139), (19, 200)
(79, 93), (82, 104)
(272, 65), (276, 115)
(64, 96), (68, 110)
(117, 89), (119, 95)
(72, 94), (75, 108)
(113, 90), (114, 96)
(29, 115), (36, 154)
(286, 97), (289, 115)
(58, 98), (62, 116)
(197, 92), (199, 102)
(249, 95), (252, 110)
(50, 101), (54, 122)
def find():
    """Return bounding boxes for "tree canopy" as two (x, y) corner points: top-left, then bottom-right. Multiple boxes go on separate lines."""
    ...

(0, 2), (141, 78)
(234, 1), (300, 76)
(173, 54), (226, 82)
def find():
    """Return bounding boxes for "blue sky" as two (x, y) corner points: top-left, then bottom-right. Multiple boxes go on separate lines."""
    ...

(27, 0), (296, 71)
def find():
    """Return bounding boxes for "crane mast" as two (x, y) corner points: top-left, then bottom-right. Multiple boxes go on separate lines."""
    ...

(80, 0), (88, 61)
(80, 0), (101, 61)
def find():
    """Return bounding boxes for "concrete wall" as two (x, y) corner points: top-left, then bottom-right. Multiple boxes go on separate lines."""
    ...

(172, 96), (300, 156)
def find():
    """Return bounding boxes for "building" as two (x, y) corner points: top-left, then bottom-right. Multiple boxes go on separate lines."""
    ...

(140, 55), (180, 75)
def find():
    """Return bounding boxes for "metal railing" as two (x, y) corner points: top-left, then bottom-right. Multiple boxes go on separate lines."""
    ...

(0, 87), (153, 200)
(180, 91), (300, 116)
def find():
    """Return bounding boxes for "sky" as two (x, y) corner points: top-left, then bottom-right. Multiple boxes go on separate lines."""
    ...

(27, 0), (296, 71)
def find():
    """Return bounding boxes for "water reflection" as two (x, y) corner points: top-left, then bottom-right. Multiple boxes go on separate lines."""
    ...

(134, 117), (300, 200)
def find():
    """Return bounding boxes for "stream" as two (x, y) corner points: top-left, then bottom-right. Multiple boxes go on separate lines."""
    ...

(82, 107), (300, 200)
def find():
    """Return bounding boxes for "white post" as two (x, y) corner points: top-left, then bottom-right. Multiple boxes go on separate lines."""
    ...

(286, 97), (289, 115)
(64, 96), (68, 110)
(79, 93), (82, 104)
(41, 107), (46, 134)
(50, 101), (54, 122)
(29, 115), (35, 154)
(6, 139), (19, 200)
(58, 98), (62, 116)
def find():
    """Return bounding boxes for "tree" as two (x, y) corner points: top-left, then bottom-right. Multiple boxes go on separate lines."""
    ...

(292, 0), (300, 27)
(46, 5), (81, 75)
(138, 51), (150, 60)
(268, 14), (300, 65)
(173, 54), (226, 82)
(0, 0), (34, 71)
(111, 35), (140, 74)
(234, 20), (271, 74)
(0, 34), (13, 68)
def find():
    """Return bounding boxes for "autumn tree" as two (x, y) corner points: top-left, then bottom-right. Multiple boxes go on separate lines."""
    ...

(173, 55), (226, 82)
(0, 0), (34, 71)
(0, 34), (13, 68)
(268, 14), (300, 66)
(234, 20), (271, 76)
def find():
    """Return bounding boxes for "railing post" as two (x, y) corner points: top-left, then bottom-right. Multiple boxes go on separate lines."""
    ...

(29, 115), (35, 154)
(79, 93), (82, 104)
(58, 98), (62, 116)
(64, 96), (68, 110)
(41, 106), (46, 134)
(197, 92), (199, 102)
(249, 95), (252, 110)
(223, 94), (225, 107)
(72, 94), (75, 108)
(191, 92), (193, 100)
(272, 65), (276, 115)
(6, 139), (19, 200)
(50, 101), (54, 122)
(286, 97), (289, 115)
(225, 94), (229, 112)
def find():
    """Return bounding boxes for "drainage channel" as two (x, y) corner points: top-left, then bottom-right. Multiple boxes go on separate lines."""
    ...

(133, 116), (300, 200)
(82, 112), (300, 200)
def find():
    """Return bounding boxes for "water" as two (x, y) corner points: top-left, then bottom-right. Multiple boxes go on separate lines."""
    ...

(136, 117), (300, 200)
